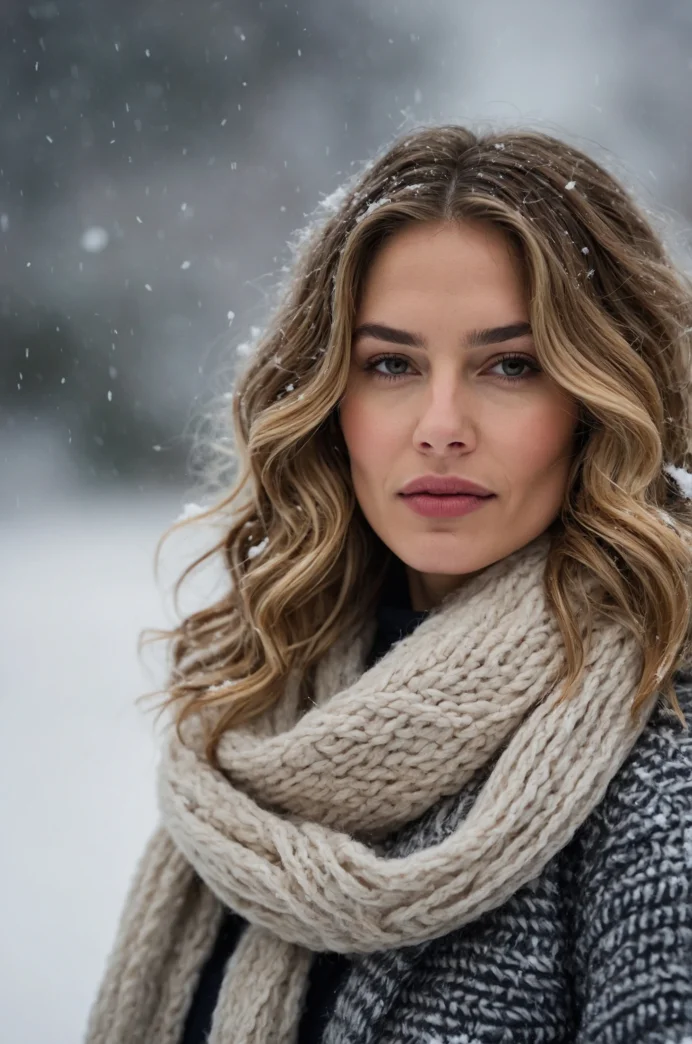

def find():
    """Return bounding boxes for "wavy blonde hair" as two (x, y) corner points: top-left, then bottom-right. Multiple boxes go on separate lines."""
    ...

(143, 124), (692, 765)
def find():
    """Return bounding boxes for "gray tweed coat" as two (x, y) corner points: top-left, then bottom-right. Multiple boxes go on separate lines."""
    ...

(319, 673), (692, 1044)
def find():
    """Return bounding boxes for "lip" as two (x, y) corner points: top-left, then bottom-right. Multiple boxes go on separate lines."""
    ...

(401, 492), (494, 519)
(399, 474), (494, 497)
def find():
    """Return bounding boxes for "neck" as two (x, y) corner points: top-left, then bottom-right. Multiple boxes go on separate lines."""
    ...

(405, 566), (481, 611)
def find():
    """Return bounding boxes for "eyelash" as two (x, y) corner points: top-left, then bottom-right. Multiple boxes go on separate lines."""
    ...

(363, 352), (541, 384)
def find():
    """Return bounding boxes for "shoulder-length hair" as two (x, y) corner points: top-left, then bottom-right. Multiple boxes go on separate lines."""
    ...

(143, 124), (692, 765)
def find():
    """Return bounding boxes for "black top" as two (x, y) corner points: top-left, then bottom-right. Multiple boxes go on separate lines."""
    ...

(181, 557), (428, 1044)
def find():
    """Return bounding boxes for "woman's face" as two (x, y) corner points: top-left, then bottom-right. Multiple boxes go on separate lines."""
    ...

(339, 219), (580, 611)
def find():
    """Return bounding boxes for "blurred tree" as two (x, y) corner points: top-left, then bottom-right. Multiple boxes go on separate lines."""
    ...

(1, 0), (442, 482)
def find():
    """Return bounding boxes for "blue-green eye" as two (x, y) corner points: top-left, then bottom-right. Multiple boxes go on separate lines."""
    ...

(363, 352), (540, 383)
(366, 355), (412, 379)
(488, 354), (540, 382)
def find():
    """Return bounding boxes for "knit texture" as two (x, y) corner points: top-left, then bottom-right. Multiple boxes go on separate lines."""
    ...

(320, 679), (692, 1043)
(84, 532), (661, 1044)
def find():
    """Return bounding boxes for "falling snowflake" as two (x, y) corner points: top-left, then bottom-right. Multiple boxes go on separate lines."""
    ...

(80, 226), (109, 253)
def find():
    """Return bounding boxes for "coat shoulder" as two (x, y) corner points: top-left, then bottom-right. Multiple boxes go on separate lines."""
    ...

(594, 668), (692, 819)
(329, 676), (692, 1044)
(559, 670), (692, 1042)
(563, 668), (692, 893)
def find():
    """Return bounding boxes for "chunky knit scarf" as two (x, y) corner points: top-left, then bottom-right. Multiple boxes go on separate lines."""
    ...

(84, 532), (655, 1044)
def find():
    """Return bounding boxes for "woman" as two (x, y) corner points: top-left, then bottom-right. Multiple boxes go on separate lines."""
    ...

(85, 125), (692, 1043)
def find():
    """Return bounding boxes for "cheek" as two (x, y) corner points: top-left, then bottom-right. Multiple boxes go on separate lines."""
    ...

(501, 399), (577, 482)
(340, 395), (405, 478)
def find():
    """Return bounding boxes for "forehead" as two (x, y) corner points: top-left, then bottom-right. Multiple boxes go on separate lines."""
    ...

(357, 220), (527, 318)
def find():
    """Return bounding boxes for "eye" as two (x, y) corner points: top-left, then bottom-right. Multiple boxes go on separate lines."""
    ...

(363, 352), (541, 383)
(363, 354), (413, 381)
(487, 353), (541, 382)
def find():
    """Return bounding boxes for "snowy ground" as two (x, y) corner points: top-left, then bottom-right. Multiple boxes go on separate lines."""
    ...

(0, 487), (225, 1043)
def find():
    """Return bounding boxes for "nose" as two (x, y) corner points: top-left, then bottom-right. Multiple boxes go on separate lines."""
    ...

(412, 379), (477, 455)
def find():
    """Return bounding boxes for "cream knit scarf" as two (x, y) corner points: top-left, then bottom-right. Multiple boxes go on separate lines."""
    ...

(84, 532), (654, 1044)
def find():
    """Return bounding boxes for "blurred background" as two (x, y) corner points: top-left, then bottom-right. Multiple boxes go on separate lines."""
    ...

(3, 1), (692, 1039)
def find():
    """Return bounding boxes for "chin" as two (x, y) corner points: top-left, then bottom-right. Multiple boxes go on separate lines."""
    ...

(394, 538), (494, 578)
(409, 559), (487, 578)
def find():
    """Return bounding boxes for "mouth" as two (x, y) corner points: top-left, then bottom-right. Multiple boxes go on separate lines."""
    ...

(400, 491), (496, 519)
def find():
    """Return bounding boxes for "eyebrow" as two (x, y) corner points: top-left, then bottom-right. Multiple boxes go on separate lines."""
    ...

(351, 320), (533, 350)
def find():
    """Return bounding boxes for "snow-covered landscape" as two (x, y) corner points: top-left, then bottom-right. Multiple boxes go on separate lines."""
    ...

(0, 487), (208, 1042)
